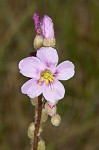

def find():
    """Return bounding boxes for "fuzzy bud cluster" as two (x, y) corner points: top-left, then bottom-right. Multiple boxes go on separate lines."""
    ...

(27, 122), (43, 140)
(27, 122), (35, 139)
(34, 35), (44, 50)
(44, 102), (61, 126)
(33, 13), (56, 50)
(31, 97), (38, 107)
(51, 114), (61, 126)
(34, 36), (56, 50)
(41, 109), (48, 123)
(38, 140), (46, 150)
(44, 102), (57, 116)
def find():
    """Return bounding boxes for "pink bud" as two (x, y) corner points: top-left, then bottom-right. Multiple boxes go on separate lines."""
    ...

(32, 13), (42, 35)
(41, 15), (54, 39)
(45, 102), (57, 116)
(33, 14), (55, 38)
(32, 13), (40, 30)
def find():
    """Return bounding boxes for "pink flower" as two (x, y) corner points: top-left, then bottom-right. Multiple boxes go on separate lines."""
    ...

(33, 13), (54, 39)
(19, 47), (75, 103)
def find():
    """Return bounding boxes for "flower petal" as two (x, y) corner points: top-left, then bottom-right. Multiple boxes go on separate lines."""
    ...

(41, 15), (54, 39)
(43, 80), (65, 103)
(21, 79), (43, 98)
(55, 61), (75, 80)
(19, 56), (44, 79)
(37, 47), (58, 69)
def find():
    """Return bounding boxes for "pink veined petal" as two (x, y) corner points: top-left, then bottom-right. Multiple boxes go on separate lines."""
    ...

(55, 61), (75, 80)
(43, 80), (65, 103)
(41, 15), (54, 39)
(21, 79), (43, 98)
(36, 47), (58, 69)
(19, 56), (44, 79)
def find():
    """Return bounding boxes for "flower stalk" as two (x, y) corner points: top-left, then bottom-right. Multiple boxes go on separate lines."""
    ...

(33, 94), (43, 150)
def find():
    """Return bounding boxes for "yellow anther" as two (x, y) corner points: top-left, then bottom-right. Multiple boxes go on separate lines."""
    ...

(39, 77), (44, 82)
(45, 79), (49, 84)
(38, 70), (54, 87)
(44, 72), (50, 79)
(50, 75), (54, 79)
(49, 78), (53, 82)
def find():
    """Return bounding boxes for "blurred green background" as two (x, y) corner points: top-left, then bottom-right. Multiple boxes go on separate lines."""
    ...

(0, 0), (99, 149)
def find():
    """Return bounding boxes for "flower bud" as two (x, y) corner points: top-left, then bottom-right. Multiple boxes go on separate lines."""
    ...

(41, 109), (48, 123)
(44, 102), (57, 116)
(33, 35), (44, 50)
(38, 127), (43, 136)
(27, 122), (43, 139)
(27, 122), (35, 139)
(31, 97), (38, 107)
(51, 114), (61, 126)
(38, 140), (45, 150)
(43, 37), (56, 47)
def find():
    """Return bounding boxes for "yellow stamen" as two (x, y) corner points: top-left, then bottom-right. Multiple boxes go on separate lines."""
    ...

(38, 70), (54, 87)
(50, 75), (54, 79)
(49, 78), (54, 82)
(39, 77), (44, 82)
(45, 79), (49, 84)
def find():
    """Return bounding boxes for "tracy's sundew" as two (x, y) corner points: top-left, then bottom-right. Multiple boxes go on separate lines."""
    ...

(18, 13), (75, 150)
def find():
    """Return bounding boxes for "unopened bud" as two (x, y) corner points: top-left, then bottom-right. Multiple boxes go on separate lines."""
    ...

(34, 35), (44, 50)
(31, 97), (38, 107)
(27, 122), (35, 139)
(51, 114), (61, 126)
(38, 127), (43, 136)
(38, 140), (45, 150)
(41, 109), (48, 123)
(43, 37), (56, 47)
(45, 102), (57, 116)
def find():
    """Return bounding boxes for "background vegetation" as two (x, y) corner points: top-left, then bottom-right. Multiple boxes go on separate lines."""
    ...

(0, 0), (99, 149)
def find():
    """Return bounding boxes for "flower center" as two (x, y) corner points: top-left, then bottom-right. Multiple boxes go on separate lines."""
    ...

(38, 70), (54, 86)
